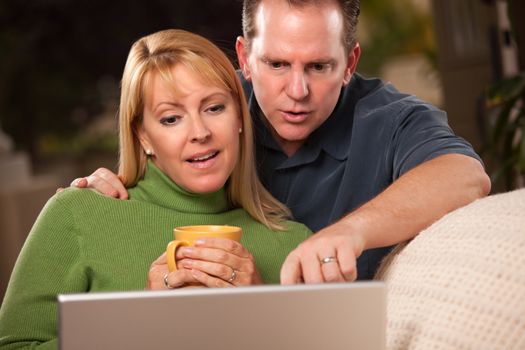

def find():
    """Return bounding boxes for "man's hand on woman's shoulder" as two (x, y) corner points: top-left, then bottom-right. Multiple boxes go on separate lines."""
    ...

(59, 167), (129, 199)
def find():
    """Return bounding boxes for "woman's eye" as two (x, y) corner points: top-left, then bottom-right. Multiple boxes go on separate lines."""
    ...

(160, 116), (179, 125)
(207, 104), (225, 114)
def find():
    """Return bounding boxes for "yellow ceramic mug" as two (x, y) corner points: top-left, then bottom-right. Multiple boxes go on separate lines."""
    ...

(166, 225), (243, 272)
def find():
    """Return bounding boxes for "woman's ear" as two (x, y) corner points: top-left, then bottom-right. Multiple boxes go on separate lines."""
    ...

(236, 36), (252, 81)
(343, 42), (361, 86)
(136, 123), (154, 155)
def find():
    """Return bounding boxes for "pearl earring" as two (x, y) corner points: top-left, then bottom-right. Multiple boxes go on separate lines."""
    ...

(145, 149), (153, 156)
(238, 128), (243, 134)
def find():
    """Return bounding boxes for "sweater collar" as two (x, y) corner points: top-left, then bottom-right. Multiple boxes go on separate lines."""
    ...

(128, 161), (231, 214)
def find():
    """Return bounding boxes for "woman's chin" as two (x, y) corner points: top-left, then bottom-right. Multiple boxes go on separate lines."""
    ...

(183, 180), (227, 195)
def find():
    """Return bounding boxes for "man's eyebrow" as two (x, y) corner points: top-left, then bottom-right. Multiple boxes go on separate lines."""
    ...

(260, 55), (336, 65)
(308, 58), (337, 65)
(260, 55), (283, 63)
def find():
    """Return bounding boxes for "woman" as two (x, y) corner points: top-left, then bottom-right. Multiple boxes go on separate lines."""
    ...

(0, 29), (310, 349)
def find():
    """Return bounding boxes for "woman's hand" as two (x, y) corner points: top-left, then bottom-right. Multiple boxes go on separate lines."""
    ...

(180, 237), (263, 287)
(147, 252), (201, 290)
(147, 238), (263, 289)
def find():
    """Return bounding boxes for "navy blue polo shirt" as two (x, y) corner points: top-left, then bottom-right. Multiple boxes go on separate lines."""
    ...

(241, 73), (481, 279)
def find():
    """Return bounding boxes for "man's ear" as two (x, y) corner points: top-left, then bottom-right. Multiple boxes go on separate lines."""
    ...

(343, 42), (361, 86)
(236, 36), (252, 81)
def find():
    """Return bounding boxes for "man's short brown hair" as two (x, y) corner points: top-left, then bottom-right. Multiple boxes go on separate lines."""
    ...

(242, 0), (360, 53)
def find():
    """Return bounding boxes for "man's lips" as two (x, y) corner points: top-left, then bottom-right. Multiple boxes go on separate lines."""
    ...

(280, 110), (311, 123)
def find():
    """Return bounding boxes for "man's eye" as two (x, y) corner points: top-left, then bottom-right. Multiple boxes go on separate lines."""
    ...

(160, 116), (179, 125)
(207, 104), (225, 114)
(310, 63), (327, 72)
(269, 61), (285, 69)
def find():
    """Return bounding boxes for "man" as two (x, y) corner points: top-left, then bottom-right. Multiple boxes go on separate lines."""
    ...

(72, 0), (490, 284)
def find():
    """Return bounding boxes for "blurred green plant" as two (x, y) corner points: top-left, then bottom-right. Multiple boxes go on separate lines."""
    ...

(486, 72), (525, 190)
(359, 0), (436, 76)
(484, 0), (525, 190)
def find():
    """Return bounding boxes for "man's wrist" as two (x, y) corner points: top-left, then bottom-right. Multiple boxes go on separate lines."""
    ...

(334, 217), (368, 257)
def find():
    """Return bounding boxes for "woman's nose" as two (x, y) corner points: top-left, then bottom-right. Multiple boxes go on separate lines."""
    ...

(190, 116), (211, 143)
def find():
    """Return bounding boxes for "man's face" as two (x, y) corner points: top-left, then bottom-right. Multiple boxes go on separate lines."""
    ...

(236, 0), (360, 156)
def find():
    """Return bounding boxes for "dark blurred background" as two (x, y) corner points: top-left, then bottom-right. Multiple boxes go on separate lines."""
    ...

(1, 0), (524, 301)
(0, 0), (243, 172)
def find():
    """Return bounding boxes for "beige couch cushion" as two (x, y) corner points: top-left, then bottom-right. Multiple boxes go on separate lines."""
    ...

(377, 189), (525, 349)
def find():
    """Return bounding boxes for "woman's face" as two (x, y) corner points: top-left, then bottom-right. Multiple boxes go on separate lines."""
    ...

(138, 63), (242, 193)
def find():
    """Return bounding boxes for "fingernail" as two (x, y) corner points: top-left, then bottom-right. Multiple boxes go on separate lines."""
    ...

(194, 239), (205, 246)
(182, 260), (193, 268)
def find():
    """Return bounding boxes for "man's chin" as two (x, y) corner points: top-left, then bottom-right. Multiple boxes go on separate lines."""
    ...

(272, 127), (312, 153)
(276, 125), (313, 142)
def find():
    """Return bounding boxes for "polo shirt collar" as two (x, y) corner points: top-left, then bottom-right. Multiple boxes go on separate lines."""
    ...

(310, 81), (357, 161)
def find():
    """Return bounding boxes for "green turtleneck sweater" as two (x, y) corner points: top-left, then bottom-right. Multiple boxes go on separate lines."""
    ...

(0, 162), (311, 349)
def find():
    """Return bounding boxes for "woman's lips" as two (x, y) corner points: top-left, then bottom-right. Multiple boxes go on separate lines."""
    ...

(187, 151), (219, 169)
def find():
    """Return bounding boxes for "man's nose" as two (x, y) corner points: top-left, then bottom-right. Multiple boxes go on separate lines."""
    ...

(190, 116), (211, 143)
(285, 70), (309, 100)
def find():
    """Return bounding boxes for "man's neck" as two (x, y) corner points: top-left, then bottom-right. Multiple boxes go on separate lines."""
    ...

(281, 142), (302, 157)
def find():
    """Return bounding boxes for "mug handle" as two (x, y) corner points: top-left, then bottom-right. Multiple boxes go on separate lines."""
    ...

(166, 240), (189, 272)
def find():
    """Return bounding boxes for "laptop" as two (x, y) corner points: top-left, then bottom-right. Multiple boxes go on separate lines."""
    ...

(58, 282), (386, 350)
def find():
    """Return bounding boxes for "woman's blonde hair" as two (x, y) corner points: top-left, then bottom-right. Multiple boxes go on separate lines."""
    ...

(118, 29), (290, 229)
